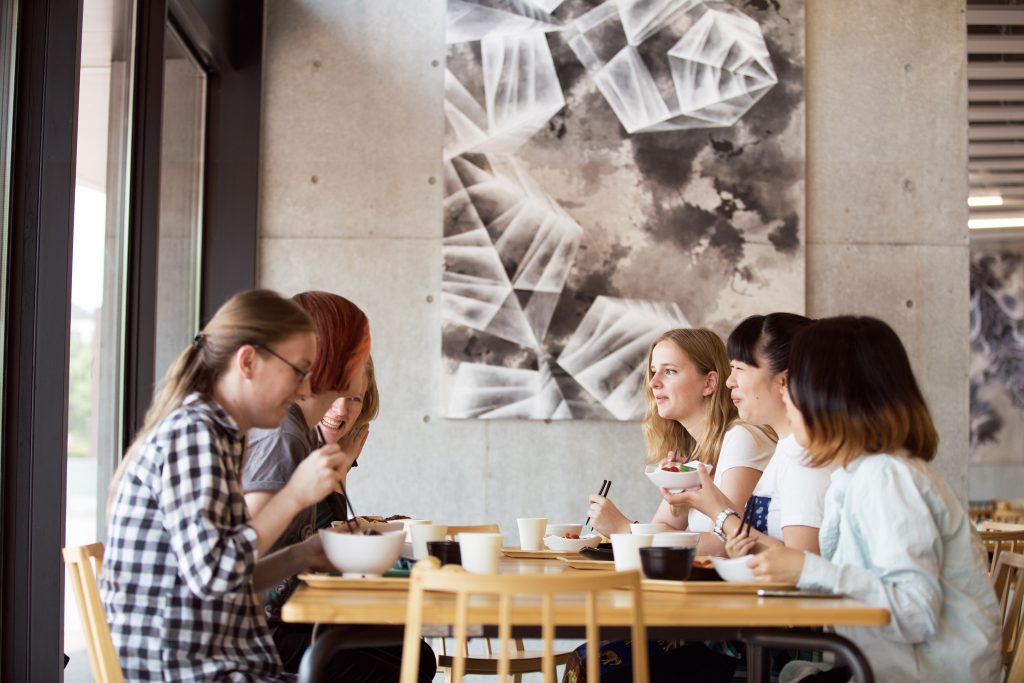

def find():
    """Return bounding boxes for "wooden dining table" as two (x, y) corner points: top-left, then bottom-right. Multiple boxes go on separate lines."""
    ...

(282, 555), (890, 682)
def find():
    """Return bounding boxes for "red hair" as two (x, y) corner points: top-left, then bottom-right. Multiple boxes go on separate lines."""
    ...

(291, 291), (371, 394)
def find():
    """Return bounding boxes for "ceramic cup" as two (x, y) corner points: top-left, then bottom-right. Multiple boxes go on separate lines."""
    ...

(611, 533), (653, 572)
(457, 533), (504, 574)
(629, 522), (668, 535)
(410, 524), (448, 560)
(651, 531), (700, 549)
(516, 517), (548, 551)
(398, 519), (432, 542)
(426, 540), (461, 566)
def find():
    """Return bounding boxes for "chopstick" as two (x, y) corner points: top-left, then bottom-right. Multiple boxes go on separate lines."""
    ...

(737, 496), (756, 539)
(317, 425), (359, 533)
(584, 480), (611, 532)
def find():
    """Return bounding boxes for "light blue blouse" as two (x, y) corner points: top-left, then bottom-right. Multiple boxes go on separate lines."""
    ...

(797, 453), (1001, 683)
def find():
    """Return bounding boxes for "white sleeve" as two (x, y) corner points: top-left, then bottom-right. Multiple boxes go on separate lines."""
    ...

(776, 461), (834, 529)
(714, 426), (773, 483)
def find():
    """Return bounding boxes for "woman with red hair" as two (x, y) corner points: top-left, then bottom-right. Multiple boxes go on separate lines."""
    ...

(242, 290), (435, 682)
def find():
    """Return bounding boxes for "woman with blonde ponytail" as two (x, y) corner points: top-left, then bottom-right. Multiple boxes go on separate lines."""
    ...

(101, 289), (351, 682)
(586, 328), (775, 556)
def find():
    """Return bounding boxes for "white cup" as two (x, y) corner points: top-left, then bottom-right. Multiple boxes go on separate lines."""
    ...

(410, 524), (448, 560)
(458, 533), (504, 574)
(629, 522), (667, 535)
(399, 519), (432, 541)
(611, 533), (653, 572)
(652, 531), (700, 548)
(516, 517), (548, 551)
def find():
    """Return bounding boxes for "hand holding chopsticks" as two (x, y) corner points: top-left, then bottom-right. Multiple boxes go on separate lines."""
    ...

(584, 480), (610, 528)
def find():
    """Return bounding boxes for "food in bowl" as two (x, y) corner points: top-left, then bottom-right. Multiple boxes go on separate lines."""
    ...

(660, 463), (697, 473)
(543, 534), (602, 553)
(644, 462), (713, 493)
(546, 523), (583, 538)
(561, 532), (580, 539)
(710, 555), (756, 583)
(319, 528), (405, 577)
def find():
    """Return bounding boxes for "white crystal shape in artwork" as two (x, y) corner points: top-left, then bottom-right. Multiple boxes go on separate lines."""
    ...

(447, 0), (562, 45)
(442, 156), (582, 348)
(557, 296), (690, 420)
(444, 31), (566, 157)
(567, 0), (777, 133)
(447, 361), (571, 419)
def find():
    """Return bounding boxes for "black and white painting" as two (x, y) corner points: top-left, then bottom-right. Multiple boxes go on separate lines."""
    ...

(971, 248), (1024, 463)
(442, 0), (806, 420)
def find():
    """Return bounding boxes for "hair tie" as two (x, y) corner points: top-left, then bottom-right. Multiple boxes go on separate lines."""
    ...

(193, 333), (205, 348)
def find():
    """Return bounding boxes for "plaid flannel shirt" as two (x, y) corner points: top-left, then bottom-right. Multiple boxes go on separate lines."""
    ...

(101, 393), (288, 681)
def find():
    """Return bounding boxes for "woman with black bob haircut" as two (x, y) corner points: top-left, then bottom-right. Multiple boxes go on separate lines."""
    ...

(670, 312), (831, 557)
(748, 316), (1000, 683)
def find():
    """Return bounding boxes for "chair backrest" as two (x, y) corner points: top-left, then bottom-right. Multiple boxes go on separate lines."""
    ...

(993, 551), (1024, 673)
(62, 543), (124, 683)
(981, 530), (1024, 574)
(399, 557), (648, 683)
(994, 509), (1024, 526)
(445, 524), (500, 540)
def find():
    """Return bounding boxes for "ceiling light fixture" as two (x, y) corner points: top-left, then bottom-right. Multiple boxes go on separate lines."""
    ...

(968, 195), (1004, 207)
(969, 217), (1024, 230)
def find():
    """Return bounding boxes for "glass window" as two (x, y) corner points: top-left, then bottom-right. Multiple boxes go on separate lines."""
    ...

(154, 26), (206, 379)
(64, 0), (135, 679)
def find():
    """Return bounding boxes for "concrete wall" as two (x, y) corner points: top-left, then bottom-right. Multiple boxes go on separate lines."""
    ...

(258, 0), (971, 538)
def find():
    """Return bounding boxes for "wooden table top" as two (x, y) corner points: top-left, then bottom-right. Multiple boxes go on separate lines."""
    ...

(281, 557), (890, 629)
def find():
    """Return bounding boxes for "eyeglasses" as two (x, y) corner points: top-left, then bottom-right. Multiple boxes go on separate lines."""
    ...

(253, 344), (312, 384)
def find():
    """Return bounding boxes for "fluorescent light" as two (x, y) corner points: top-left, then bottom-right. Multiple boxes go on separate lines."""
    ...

(969, 217), (1024, 229)
(968, 195), (1004, 207)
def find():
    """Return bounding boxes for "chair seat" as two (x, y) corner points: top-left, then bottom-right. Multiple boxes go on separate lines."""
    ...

(437, 651), (573, 674)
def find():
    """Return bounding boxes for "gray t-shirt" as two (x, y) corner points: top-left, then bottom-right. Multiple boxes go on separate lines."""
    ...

(243, 403), (317, 620)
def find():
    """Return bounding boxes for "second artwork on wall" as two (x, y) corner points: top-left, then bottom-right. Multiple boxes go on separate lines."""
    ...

(441, 0), (806, 420)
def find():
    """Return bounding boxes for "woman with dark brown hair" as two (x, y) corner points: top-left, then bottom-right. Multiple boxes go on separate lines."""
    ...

(748, 316), (1000, 683)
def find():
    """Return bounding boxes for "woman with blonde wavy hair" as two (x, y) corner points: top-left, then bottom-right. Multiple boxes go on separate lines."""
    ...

(587, 328), (775, 556)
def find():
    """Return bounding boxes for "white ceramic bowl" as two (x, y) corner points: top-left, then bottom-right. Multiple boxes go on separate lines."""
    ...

(543, 534), (602, 553)
(630, 522), (668, 535)
(652, 531), (701, 548)
(545, 523), (583, 537)
(644, 463), (712, 493)
(710, 555), (756, 582)
(318, 528), (405, 577)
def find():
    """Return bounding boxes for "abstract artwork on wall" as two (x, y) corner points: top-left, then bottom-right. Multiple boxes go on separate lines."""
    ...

(442, 0), (806, 420)
(970, 248), (1024, 463)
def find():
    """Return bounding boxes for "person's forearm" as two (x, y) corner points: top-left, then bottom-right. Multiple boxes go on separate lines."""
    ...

(248, 489), (305, 556)
(253, 544), (309, 590)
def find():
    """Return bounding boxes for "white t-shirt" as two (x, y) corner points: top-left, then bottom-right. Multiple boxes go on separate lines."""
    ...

(751, 434), (835, 539)
(687, 424), (775, 532)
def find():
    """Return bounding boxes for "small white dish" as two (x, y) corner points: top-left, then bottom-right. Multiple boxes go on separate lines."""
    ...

(543, 534), (602, 553)
(629, 522), (668, 535)
(644, 463), (712, 493)
(710, 555), (756, 582)
(652, 531), (700, 548)
(546, 523), (583, 537)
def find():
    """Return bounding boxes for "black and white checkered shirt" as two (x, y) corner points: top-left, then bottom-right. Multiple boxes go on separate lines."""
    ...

(101, 393), (289, 681)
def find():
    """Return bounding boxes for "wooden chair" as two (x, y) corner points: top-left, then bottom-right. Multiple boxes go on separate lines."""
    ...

(995, 509), (1024, 525)
(445, 523), (501, 540)
(399, 556), (648, 683)
(993, 551), (1024, 679)
(435, 523), (570, 681)
(981, 529), (1024, 575)
(63, 543), (124, 683)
